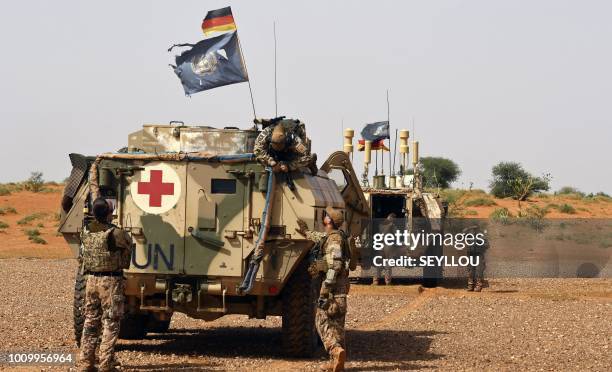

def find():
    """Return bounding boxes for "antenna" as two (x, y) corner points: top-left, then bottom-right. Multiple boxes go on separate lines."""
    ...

(387, 89), (392, 176)
(273, 21), (278, 117)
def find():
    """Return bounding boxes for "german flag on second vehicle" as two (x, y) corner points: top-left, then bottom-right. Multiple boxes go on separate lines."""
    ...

(202, 6), (237, 36)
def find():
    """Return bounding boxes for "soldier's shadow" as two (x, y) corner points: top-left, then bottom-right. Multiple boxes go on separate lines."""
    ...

(118, 327), (444, 370)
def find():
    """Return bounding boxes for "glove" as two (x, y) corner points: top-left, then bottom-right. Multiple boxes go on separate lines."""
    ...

(268, 159), (277, 167)
(317, 296), (330, 310)
(295, 219), (308, 236)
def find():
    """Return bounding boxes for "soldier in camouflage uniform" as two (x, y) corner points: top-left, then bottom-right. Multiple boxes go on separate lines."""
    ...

(464, 225), (488, 292)
(78, 198), (133, 372)
(297, 206), (349, 372)
(372, 213), (397, 285)
(253, 118), (318, 175)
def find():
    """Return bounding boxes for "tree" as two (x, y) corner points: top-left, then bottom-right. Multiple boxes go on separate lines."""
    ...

(24, 171), (44, 193)
(415, 157), (461, 189)
(489, 162), (550, 199)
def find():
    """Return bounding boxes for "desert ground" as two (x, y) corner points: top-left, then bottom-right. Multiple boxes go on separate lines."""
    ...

(0, 186), (610, 371)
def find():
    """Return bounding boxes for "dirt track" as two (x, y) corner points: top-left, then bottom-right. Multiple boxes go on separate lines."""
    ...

(0, 258), (610, 371)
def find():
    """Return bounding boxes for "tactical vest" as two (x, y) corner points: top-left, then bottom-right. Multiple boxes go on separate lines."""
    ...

(81, 226), (130, 273)
(320, 230), (357, 271)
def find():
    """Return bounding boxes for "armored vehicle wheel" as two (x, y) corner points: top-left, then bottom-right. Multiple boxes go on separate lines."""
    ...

(73, 268), (87, 346)
(119, 312), (148, 339)
(281, 260), (321, 357)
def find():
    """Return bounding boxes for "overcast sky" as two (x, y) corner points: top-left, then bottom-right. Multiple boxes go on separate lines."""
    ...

(1, 1), (610, 193)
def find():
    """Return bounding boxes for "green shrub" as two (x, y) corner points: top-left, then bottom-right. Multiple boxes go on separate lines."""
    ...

(490, 207), (513, 224)
(17, 212), (46, 225)
(557, 186), (584, 196)
(559, 203), (576, 214)
(0, 206), (17, 215)
(489, 162), (550, 199)
(464, 197), (497, 207)
(465, 210), (478, 216)
(24, 228), (47, 244)
(24, 172), (44, 193)
(0, 186), (10, 196)
(0, 221), (8, 229)
(416, 157), (461, 189)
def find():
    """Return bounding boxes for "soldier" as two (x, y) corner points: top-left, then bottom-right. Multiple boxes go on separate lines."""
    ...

(253, 118), (318, 175)
(464, 224), (488, 292)
(372, 213), (397, 285)
(296, 206), (349, 372)
(78, 197), (133, 372)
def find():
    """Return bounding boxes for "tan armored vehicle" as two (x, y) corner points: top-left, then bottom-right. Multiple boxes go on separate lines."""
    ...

(334, 129), (447, 286)
(59, 121), (367, 356)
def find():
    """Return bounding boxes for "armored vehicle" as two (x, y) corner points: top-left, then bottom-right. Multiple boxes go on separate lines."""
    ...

(59, 121), (368, 357)
(335, 129), (447, 286)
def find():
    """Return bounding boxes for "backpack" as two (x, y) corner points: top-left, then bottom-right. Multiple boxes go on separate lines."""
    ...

(326, 230), (357, 271)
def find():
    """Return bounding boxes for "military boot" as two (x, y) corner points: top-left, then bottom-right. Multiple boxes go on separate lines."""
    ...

(331, 346), (346, 372)
(474, 279), (483, 292)
(371, 277), (379, 286)
(466, 277), (474, 291)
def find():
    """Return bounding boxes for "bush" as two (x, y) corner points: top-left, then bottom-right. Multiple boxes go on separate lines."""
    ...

(24, 172), (44, 193)
(24, 228), (47, 244)
(519, 205), (549, 231)
(559, 203), (576, 214)
(557, 186), (584, 196)
(489, 162), (550, 199)
(490, 207), (513, 224)
(0, 206), (17, 215)
(17, 213), (46, 225)
(417, 157), (461, 189)
(464, 197), (497, 207)
(0, 221), (8, 229)
(0, 186), (10, 196)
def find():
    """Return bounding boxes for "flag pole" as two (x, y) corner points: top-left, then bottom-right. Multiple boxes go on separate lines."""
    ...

(232, 12), (257, 119)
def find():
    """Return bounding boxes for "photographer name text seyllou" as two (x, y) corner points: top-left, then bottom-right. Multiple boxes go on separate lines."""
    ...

(372, 255), (481, 268)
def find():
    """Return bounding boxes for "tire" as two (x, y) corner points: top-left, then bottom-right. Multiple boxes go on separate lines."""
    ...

(281, 260), (321, 357)
(119, 311), (148, 339)
(73, 269), (87, 346)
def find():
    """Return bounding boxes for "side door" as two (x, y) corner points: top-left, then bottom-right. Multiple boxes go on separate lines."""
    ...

(184, 162), (246, 277)
(321, 151), (369, 238)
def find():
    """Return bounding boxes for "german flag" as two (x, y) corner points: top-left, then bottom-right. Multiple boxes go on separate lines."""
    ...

(357, 139), (389, 151)
(202, 6), (237, 36)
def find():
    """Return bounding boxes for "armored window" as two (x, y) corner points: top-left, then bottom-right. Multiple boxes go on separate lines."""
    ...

(211, 179), (236, 194)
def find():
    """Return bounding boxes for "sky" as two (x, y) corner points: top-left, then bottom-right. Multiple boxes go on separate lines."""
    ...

(0, 0), (610, 194)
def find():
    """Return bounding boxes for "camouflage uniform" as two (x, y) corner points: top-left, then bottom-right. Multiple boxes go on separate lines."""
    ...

(310, 230), (350, 362)
(373, 218), (396, 285)
(253, 119), (315, 171)
(78, 221), (132, 372)
(466, 228), (488, 292)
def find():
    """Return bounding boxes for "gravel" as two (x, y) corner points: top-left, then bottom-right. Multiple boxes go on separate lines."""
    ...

(0, 259), (610, 371)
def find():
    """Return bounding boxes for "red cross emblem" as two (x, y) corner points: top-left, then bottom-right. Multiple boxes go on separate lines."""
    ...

(137, 170), (175, 207)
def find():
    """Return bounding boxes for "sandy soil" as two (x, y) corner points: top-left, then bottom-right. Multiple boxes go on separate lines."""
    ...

(0, 259), (609, 371)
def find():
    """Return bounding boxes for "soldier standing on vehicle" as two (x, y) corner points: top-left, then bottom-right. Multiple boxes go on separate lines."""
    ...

(78, 198), (133, 372)
(296, 206), (350, 372)
(372, 213), (397, 285)
(253, 118), (318, 175)
(464, 224), (488, 292)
